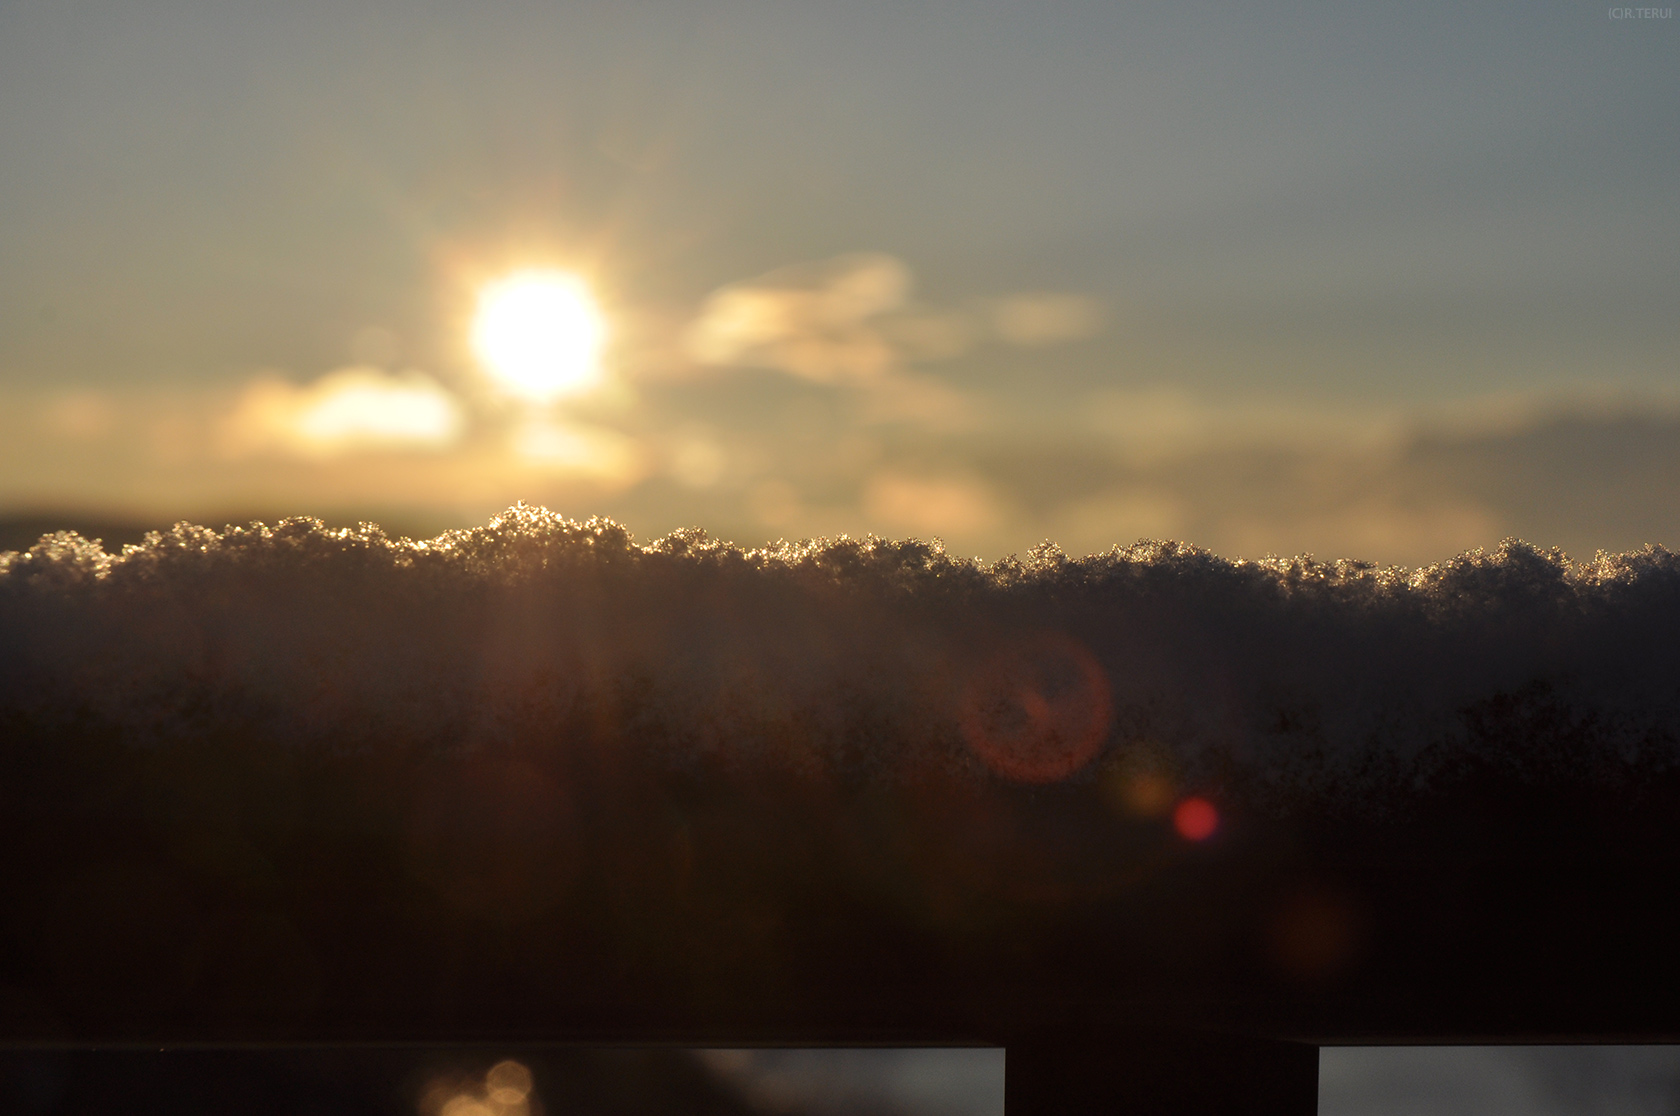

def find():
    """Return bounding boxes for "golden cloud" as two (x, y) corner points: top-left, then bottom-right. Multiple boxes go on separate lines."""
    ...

(990, 294), (1107, 346)
(687, 253), (911, 382)
(863, 471), (999, 536)
(219, 368), (464, 459)
(511, 416), (646, 489)
(687, 255), (1109, 386)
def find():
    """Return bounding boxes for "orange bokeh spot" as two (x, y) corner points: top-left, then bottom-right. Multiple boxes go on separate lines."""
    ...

(958, 632), (1113, 784)
(1108, 769), (1177, 818)
(1173, 797), (1219, 841)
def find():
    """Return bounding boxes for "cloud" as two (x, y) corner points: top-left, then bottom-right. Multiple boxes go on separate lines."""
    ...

(667, 432), (729, 490)
(863, 472), (1000, 537)
(39, 391), (119, 441)
(747, 478), (802, 527)
(219, 367), (465, 459)
(854, 374), (982, 430)
(880, 309), (979, 362)
(1220, 500), (1501, 565)
(1046, 489), (1190, 553)
(7, 376), (1680, 575)
(685, 254), (1107, 383)
(686, 253), (911, 382)
(510, 416), (646, 488)
(1080, 388), (1404, 465)
(989, 293), (1107, 347)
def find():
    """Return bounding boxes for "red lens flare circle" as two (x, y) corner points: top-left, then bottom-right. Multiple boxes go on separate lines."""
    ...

(958, 632), (1113, 784)
(1173, 796), (1219, 841)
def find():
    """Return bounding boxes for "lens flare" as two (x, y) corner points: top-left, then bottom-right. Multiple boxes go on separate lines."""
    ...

(1173, 797), (1219, 841)
(958, 632), (1112, 784)
(486, 1060), (534, 1105)
(473, 271), (606, 401)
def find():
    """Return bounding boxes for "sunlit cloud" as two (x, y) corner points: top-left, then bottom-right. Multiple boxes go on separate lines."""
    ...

(747, 478), (802, 527)
(40, 390), (118, 441)
(1222, 501), (1502, 564)
(863, 472), (999, 536)
(1080, 387), (1406, 465)
(880, 308), (978, 361)
(1048, 489), (1190, 554)
(5, 377), (1677, 569)
(686, 254), (1108, 388)
(989, 293), (1107, 347)
(687, 253), (910, 382)
(855, 374), (983, 430)
(219, 367), (464, 459)
(667, 430), (728, 490)
(511, 416), (644, 487)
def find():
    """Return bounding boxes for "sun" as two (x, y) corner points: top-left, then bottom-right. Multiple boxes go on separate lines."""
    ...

(472, 270), (606, 401)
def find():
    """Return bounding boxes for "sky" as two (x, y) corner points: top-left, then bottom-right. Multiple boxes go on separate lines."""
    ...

(1, 0), (1675, 564)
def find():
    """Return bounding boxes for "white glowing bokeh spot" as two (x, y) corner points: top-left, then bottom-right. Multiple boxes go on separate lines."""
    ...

(473, 271), (606, 401)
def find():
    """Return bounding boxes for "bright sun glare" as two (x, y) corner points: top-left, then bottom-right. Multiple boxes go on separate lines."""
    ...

(472, 271), (606, 402)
